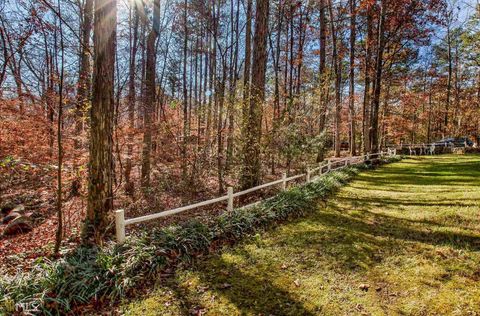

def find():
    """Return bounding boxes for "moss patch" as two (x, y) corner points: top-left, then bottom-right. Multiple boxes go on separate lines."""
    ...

(124, 155), (480, 316)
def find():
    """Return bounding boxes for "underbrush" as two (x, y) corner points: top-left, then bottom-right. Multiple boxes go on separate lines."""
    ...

(0, 156), (400, 315)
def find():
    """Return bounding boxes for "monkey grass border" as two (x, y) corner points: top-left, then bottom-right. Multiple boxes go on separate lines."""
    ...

(0, 156), (401, 315)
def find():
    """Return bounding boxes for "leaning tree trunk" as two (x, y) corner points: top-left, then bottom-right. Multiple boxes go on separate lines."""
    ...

(84, 0), (117, 243)
(240, 0), (269, 190)
(316, 0), (327, 162)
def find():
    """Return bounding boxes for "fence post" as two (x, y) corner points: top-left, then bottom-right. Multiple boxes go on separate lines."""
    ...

(366, 153), (370, 160)
(115, 209), (126, 244)
(345, 159), (348, 167)
(227, 186), (234, 212)
(319, 162), (323, 175)
(327, 159), (332, 172)
(306, 167), (311, 183)
(282, 172), (287, 190)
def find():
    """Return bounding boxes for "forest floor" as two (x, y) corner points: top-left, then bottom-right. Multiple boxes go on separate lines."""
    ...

(122, 154), (480, 316)
(0, 101), (316, 272)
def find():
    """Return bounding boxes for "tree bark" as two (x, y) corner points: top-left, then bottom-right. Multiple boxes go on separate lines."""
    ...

(54, 0), (65, 254)
(328, 0), (341, 158)
(84, 0), (117, 243)
(445, 23), (452, 137)
(141, 0), (160, 189)
(240, 0), (269, 189)
(269, 1), (284, 171)
(369, 0), (386, 153)
(226, 0), (240, 171)
(125, 1), (140, 196)
(242, 0), (252, 120)
(75, 0), (93, 149)
(348, 0), (356, 156)
(362, 3), (373, 153)
(182, 0), (189, 182)
(316, 0), (327, 162)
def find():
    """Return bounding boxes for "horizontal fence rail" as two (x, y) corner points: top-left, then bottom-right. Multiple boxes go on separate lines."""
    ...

(115, 150), (396, 243)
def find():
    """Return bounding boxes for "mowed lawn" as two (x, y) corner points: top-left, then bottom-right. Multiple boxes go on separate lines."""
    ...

(123, 155), (480, 316)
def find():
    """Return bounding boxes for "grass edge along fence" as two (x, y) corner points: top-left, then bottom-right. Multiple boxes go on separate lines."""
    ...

(115, 149), (397, 244)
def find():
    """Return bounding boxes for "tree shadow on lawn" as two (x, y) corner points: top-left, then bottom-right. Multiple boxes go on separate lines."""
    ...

(159, 250), (317, 316)
(354, 173), (479, 187)
(301, 205), (480, 253)
(267, 206), (480, 288)
(159, 208), (480, 314)
(340, 196), (478, 209)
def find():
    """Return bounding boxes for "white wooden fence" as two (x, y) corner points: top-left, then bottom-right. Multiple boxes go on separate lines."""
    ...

(115, 150), (396, 243)
(395, 141), (470, 156)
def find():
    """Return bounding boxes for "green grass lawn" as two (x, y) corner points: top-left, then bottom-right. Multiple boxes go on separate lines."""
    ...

(123, 155), (480, 316)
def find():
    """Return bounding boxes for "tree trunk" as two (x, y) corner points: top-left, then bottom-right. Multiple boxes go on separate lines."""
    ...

(226, 0), (240, 171)
(362, 3), (373, 153)
(270, 1), (284, 171)
(125, 1), (140, 196)
(240, 0), (269, 189)
(369, 0), (386, 153)
(0, 28), (8, 98)
(84, 0), (117, 243)
(445, 25), (452, 137)
(182, 0), (189, 182)
(328, 0), (341, 158)
(75, 0), (93, 149)
(141, 0), (160, 189)
(54, 0), (65, 254)
(348, 0), (356, 156)
(217, 60), (227, 193)
(242, 0), (252, 121)
(316, 0), (327, 162)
